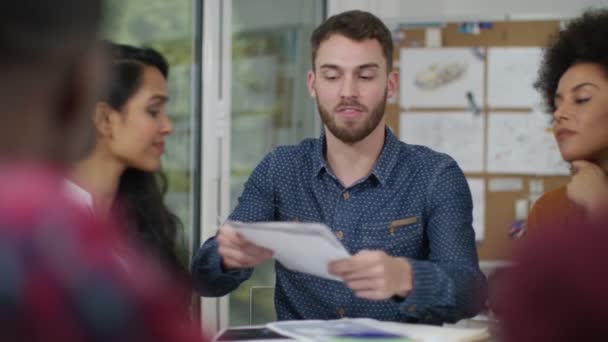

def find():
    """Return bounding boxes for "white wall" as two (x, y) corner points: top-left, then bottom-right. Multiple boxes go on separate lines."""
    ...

(328, 0), (608, 23)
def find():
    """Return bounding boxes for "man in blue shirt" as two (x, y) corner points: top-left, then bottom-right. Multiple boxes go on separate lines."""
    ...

(192, 10), (487, 324)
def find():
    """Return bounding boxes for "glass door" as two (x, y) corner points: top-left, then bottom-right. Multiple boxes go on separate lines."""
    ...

(228, 0), (325, 326)
(103, 0), (203, 298)
(103, 0), (326, 329)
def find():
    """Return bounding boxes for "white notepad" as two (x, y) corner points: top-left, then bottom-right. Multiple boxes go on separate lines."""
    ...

(230, 221), (350, 281)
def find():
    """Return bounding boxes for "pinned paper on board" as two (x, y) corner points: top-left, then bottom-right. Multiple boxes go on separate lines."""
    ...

(488, 178), (524, 192)
(400, 47), (484, 108)
(467, 178), (485, 242)
(487, 47), (543, 108)
(400, 112), (484, 173)
(486, 112), (569, 175)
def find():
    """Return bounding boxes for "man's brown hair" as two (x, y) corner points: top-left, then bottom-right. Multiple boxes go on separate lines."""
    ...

(310, 10), (394, 71)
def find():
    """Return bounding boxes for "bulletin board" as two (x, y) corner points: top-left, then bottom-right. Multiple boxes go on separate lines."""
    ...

(388, 20), (570, 261)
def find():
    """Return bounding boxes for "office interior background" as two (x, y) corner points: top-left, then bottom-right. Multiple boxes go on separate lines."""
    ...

(102, 0), (608, 333)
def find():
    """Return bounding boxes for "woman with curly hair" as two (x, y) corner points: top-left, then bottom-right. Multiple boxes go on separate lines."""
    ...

(497, 9), (608, 342)
(527, 9), (608, 230)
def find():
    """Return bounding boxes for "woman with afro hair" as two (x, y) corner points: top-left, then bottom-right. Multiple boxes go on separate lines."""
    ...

(527, 8), (608, 230)
(497, 9), (608, 342)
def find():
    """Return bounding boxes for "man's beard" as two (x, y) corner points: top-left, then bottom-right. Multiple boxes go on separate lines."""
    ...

(318, 91), (386, 144)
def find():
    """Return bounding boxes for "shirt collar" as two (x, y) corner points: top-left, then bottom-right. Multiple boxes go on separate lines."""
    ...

(312, 132), (328, 178)
(311, 126), (402, 186)
(63, 179), (94, 213)
(370, 127), (401, 186)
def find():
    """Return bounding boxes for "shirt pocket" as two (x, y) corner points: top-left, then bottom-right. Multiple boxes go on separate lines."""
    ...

(277, 207), (319, 223)
(359, 216), (423, 256)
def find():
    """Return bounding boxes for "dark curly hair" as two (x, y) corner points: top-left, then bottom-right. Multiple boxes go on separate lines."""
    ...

(103, 42), (189, 283)
(535, 9), (608, 113)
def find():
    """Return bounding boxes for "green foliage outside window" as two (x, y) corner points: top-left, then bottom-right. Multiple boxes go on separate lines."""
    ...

(103, 0), (198, 268)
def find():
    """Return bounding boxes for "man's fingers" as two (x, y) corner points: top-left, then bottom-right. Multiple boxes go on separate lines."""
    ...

(344, 277), (385, 292)
(218, 245), (265, 268)
(353, 289), (388, 301)
(239, 241), (273, 259)
(341, 265), (383, 282)
(329, 251), (382, 275)
(218, 241), (273, 268)
(217, 225), (273, 269)
(216, 231), (240, 249)
(218, 224), (239, 238)
(217, 225), (249, 249)
(218, 226), (273, 257)
(329, 257), (357, 275)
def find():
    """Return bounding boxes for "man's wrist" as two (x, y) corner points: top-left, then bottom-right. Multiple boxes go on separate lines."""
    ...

(394, 257), (413, 297)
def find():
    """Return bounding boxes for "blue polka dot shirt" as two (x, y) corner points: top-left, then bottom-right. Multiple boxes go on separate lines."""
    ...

(192, 127), (487, 324)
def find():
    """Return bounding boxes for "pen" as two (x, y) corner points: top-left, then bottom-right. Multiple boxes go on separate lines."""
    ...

(466, 91), (481, 115)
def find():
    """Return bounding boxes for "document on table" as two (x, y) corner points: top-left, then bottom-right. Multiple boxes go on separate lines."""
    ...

(230, 221), (350, 281)
(267, 318), (489, 342)
(213, 326), (294, 342)
(267, 319), (411, 342)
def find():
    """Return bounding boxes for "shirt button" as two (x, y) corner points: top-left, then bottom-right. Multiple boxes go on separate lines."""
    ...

(338, 308), (346, 317)
(343, 191), (350, 200)
(408, 304), (417, 313)
(335, 231), (344, 240)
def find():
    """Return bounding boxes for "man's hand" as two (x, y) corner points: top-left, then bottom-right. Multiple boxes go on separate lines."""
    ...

(567, 160), (608, 219)
(217, 224), (273, 270)
(328, 250), (413, 300)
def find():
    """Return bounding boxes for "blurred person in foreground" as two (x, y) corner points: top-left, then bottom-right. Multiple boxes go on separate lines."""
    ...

(499, 8), (608, 342)
(0, 1), (204, 341)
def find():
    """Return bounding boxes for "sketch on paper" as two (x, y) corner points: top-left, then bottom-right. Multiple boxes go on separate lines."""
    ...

(400, 112), (484, 173)
(400, 47), (484, 108)
(487, 112), (569, 175)
(414, 62), (468, 90)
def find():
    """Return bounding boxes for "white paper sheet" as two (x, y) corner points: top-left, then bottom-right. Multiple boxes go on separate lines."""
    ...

(467, 178), (485, 242)
(400, 112), (484, 173)
(487, 112), (570, 175)
(230, 221), (350, 281)
(487, 47), (543, 108)
(400, 47), (485, 108)
(373, 320), (490, 342)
